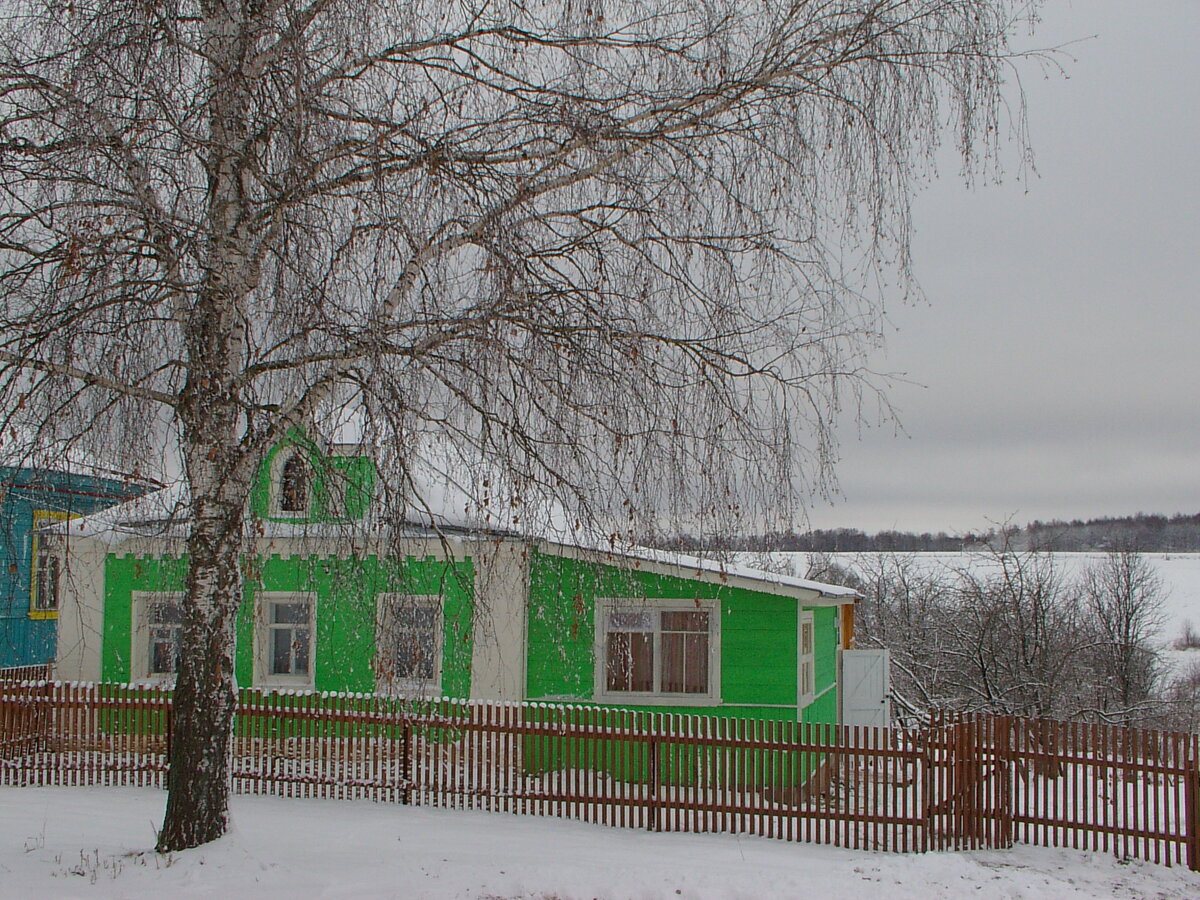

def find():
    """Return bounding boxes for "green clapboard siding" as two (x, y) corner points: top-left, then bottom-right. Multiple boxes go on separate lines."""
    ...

(102, 552), (473, 696)
(525, 549), (840, 725)
(248, 431), (377, 524)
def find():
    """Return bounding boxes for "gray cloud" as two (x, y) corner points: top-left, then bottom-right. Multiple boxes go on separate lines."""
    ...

(807, 0), (1200, 534)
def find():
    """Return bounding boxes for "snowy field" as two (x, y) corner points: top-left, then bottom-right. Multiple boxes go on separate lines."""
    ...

(3, 786), (1200, 899)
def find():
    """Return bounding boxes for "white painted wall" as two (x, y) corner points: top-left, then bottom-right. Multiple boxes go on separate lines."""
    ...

(54, 534), (108, 682)
(468, 539), (530, 701)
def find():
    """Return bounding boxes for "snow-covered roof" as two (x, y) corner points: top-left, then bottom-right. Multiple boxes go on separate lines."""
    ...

(534, 538), (859, 601)
(617, 545), (860, 599)
(51, 474), (570, 545)
(50, 482), (190, 542)
(46, 430), (857, 601)
(51, 482), (857, 601)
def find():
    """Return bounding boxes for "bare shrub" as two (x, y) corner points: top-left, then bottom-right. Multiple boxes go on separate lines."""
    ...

(1173, 621), (1200, 651)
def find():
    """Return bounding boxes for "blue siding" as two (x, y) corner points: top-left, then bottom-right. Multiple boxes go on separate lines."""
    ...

(0, 468), (147, 667)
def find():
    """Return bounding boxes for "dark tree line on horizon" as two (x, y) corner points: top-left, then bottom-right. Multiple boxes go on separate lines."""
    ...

(654, 511), (1200, 554)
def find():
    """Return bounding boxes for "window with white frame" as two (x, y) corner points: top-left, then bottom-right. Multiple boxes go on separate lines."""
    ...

(798, 609), (815, 708)
(375, 594), (441, 696)
(596, 600), (719, 703)
(133, 592), (184, 682)
(269, 448), (312, 517)
(256, 593), (315, 688)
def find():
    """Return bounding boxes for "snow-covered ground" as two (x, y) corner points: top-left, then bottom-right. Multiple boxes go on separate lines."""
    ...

(3, 786), (1199, 899)
(6, 552), (1200, 897)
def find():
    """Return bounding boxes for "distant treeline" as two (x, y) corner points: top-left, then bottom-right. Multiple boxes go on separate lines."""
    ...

(1018, 512), (1200, 552)
(656, 512), (1200, 553)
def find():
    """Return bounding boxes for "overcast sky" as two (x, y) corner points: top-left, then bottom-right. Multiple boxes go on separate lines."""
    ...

(804, 0), (1200, 535)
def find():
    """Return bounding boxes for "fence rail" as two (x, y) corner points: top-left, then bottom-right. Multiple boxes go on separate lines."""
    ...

(0, 663), (53, 683)
(1, 679), (1197, 869)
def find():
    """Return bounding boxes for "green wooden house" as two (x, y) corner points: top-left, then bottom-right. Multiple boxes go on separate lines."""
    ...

(51, 436), (860, 727)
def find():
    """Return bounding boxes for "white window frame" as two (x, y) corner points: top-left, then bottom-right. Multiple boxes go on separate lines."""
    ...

(268, 447), (312, 517)
(375, 593), (443, 697)
(798, 609), (816, 709)
(132, 591), (185, 686)
(255, 592), (316, 689)
(594, 598), (720, 705)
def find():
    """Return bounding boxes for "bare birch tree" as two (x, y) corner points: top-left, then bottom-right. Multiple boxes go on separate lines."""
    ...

(1080, 549), (1166, 722)
(0, 0), (1042, 849)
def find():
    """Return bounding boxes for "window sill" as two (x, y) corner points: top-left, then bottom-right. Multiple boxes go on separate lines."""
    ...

(377, 683), (445, 699)
(28, 610), (58, 621)
(131, 676), (177, 689)
(254, 679), (316, 692)
(593, 692), (722, 707)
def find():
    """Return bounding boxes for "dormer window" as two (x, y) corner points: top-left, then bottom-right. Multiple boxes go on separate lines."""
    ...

(278, 451), (310, 514)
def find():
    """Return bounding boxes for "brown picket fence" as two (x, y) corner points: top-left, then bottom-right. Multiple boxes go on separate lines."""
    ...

(1, 678), (1198, 869)
(0, 662), (53, 683)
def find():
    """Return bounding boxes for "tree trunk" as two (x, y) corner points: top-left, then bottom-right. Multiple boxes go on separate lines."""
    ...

(156, 405), (250, 850)
(156, 0), (257, 852)
(157, 508), (245, 851)
(156, 332), (252, 851)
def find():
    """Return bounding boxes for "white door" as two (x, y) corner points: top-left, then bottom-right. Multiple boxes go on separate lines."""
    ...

(840, 649), (891, 728)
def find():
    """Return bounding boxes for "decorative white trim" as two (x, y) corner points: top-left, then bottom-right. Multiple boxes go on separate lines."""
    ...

(593, 598), (721, 706)
(797, 609), (815, 709)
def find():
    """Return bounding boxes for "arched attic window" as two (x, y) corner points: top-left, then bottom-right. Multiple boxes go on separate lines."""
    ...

(278, 452), (311, 513)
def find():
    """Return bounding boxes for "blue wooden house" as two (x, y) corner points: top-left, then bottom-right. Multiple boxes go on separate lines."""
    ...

(0, 467), (148, 668)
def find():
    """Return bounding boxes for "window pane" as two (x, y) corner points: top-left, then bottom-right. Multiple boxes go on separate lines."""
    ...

(392, 630), (435, 679)
(800, 661), (813, 699)
(610, 610), (653, 631)
(150, 626), (180, 675)
(272, 628), (293, 674)
(606, 631), (653, 692)
(662, 631), (682, 692)
(293, 627), (310, 675)
(383, 600), (438, 683)
(272, 602), (309, 625)
(800, 621), (814, 655)
(686, 633), (709, 693)
(35, 552), (59, 611)
(661, 611), (708, 632)
(149, 600), (184, 625)
(394, 606), (436, 631)
(662, 631), (709, 694)
(280, 454), (309, 512)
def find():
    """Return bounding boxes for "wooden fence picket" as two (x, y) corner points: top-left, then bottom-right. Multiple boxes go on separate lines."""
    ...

(1, 674), (1197, 872)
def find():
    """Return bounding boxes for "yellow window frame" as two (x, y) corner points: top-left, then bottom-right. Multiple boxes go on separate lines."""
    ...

(29, 509), (76, 620)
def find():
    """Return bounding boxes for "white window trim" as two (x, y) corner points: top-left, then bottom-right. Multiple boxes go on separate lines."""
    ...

(798, 609), (815, 709)
(268, 447), (312, 518)
(255, 591), (317, 689)
(375, 593), (443, 698)
(594, 598), (721, 706)
(131, 591), (185, 687)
